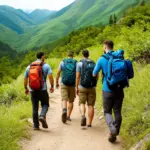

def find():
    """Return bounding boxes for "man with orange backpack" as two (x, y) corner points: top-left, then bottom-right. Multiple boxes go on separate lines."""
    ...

(24, 52), (54, 130)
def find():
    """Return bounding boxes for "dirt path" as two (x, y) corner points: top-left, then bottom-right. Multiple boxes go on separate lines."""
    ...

(22, 89), (123, 150)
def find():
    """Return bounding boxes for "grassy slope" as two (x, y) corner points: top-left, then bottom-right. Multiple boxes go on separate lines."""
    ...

(0, 75), (31, 150)
(0, 0), (140, 50)
(24, 0), (139, 50)
(0, 6), (34, 33)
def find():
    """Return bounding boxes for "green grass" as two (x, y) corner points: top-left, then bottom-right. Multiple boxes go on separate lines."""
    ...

(0, 102), (31, 150)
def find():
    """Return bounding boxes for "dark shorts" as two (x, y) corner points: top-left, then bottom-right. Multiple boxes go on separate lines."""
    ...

(31, 90), (49, 107)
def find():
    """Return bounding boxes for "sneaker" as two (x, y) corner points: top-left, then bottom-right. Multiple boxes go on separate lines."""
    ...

(39, 116), (48, 129)
(108, 133), (117, 143)
(67, 116), (71, 121)
(81, 116), (86, 126)
(87, 125), (92, 128)
(33, 126), (40, 130)
(62, 111), (67, 123)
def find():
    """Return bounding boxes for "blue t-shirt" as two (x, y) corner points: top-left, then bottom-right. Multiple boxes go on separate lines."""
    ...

(93, 53), (112, 92)
(24, 59), (52, 91)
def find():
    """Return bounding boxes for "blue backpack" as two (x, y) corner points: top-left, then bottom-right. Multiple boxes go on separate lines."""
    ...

(102, 50), (134, 89)
(62, 58), (77, 86)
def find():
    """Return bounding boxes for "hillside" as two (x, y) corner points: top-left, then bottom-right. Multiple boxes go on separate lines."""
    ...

(0, 0), (142, 50)
(0, 41), (16, 58)
(0, 5), (34, 34)
(29, 9), (56, 24)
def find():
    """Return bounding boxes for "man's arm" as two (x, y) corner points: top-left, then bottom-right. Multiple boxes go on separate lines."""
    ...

(24, 66), (30, 95)
(56, 69), (61, 88)
(93, 58), (102, 77)
(24, 77), (28, 89)
(76, 72), (80, 95)
(47, 64), (54, 93)
(48, 74), (54, 88)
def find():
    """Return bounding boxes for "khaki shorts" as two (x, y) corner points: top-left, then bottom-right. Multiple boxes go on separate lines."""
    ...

(61, 85), (75, 103)
(79, 88), (96, 106)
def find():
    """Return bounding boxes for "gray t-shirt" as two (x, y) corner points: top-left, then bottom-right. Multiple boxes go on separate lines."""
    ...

(76, 59), (95, 89)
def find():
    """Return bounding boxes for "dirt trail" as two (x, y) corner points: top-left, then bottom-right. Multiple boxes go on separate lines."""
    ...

(22, 89), (123, 150)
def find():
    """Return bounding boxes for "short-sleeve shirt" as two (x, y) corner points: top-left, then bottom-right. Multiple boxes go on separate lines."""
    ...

(58, 58), (77, 84)
(76, 59), (95, 89)
(24, 59), (52, 91)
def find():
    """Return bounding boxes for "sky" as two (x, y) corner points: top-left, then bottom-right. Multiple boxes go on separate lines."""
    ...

(0, 0), (75, 11)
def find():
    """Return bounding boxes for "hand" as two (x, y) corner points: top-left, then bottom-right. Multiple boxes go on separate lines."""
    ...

(50, 87), (54, 93)
(25, 89), (29, 95)
(76, 88), (79, 96)
(56, 82), (59, 89)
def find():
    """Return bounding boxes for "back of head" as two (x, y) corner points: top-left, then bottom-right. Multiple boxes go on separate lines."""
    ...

(82, 50), (89, 58)
(37, 52), (44, 59)
(68, 51), (74, 58)
(104, 40), (114, 50)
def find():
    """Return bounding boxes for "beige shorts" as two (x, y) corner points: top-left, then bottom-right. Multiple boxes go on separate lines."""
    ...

(61, 85), (75, 103)
(79, 88), (96, 106)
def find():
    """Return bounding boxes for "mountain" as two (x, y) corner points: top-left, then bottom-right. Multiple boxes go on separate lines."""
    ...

(0, 0), (145, 50)
(22, 0), (140, 49)
(0, 5), (34, 34)
(0, 40), (16, 58)
(29, 9), (56, 24)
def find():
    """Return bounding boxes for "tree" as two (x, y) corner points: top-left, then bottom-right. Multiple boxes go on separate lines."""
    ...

(140, 0), (145, 6)
(114, 14), (117, 24)
(109, 15), (113, 25)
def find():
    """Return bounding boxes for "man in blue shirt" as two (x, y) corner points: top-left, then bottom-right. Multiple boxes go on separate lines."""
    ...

(93, 41), (124, 143)
(24, 52), (54, 130)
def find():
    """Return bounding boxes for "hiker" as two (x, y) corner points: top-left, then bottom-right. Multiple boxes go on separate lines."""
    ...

(56, 51), (77, 123)
(93, 40), (134, 143)
(76, 50), (97, 127)
(24, 52), (54, 130)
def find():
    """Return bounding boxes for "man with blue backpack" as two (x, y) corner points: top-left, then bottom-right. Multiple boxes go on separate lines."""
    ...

(93, 40), (134, 143)
(76, 50), (97, 127)
(56, 51), (77, 123)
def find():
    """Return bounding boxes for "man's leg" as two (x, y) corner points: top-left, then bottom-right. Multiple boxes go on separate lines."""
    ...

(61, 85), (68, 123)
(39, 90), (49, 129)
(79, 88), (87, 126)
(31, 91), (39, 129)
(87, 88), (96, 127)
(103, 91), (117, 143)
(67, 86), (75, 121)
(103, 91), (117, 134)
(67, 102), (73, 121)
(113, 90), (124, 135)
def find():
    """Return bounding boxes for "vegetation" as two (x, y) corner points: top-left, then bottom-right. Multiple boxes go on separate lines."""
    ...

(0, 0), (141, 50)
(0, 3), (150, 149)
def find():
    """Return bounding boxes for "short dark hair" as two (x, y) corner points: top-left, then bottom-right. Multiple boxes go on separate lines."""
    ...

(37, 52), (44, 59)
(68, 51), (74, 57)
(104, 40), (114, 49)
(82, 50), (89, 58)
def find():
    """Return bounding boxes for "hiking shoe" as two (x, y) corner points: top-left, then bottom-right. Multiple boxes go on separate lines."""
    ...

(81, 116), (86, 126)
(39, 116), (48, 129)
(67, 116), (71, 121)
(62, 111), (67, 123)
(33, 127), (40, 130)
(108, 133), (117, 143)
(87, 125), (92, 128)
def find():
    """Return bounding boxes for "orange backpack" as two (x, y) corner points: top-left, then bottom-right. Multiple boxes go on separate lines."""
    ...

(29, 62), (44, 90)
